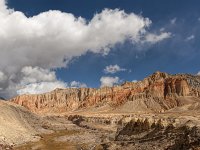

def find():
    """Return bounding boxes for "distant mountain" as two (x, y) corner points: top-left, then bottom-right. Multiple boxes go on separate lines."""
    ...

(11, 71), (200, 114)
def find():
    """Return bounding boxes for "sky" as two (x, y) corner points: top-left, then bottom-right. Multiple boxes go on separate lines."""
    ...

(0, 0), (200, 98)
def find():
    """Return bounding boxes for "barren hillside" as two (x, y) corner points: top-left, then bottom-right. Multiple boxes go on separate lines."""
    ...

(0, 100), (41, 146)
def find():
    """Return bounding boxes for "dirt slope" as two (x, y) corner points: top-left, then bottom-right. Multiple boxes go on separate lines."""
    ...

(0, 100), (41, 146)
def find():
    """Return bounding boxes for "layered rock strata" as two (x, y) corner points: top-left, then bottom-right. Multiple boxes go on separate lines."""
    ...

(11, 72), (200, 113)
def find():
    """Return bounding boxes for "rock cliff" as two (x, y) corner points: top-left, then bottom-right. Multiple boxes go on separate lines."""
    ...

(11, 71), (200, 114)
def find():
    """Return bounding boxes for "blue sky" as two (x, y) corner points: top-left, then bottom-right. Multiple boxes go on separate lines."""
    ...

(0, 0), (200, 98)
(7, 0), (200, 84)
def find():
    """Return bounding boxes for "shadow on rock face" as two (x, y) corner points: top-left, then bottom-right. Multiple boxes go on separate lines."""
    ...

(115, 119), (200, 150)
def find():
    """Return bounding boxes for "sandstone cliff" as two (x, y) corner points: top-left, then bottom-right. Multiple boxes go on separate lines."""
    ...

(11, 71), (200, 114)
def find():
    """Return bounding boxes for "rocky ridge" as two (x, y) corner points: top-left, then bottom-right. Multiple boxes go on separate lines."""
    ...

(11, 71), (200, 114)
(66, 112), (200, 150)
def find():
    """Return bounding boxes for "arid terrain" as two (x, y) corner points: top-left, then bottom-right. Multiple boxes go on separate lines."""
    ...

(1, 71), (200, 150)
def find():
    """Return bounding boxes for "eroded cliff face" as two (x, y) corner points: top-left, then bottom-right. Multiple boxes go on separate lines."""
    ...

(11, 72), (200, 113)
(66, 113), (200, 149)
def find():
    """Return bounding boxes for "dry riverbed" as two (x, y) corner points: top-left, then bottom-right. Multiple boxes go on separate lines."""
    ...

(13, 115), (110, 150)
(15, 130), (84, 150)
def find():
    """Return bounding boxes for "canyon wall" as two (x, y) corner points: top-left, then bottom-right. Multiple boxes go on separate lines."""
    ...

(11, 72), (200, 113)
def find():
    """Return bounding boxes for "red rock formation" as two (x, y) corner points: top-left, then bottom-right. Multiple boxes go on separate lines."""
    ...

(11, 72), (200, 114)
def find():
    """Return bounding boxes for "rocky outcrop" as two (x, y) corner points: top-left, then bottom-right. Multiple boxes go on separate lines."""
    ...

(115, 118), (200, 150)
(11, 71), (200, 114)
(66, 113), (200, 149)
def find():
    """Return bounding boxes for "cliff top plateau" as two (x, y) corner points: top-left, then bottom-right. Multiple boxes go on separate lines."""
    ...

(11, 71), (200, 115)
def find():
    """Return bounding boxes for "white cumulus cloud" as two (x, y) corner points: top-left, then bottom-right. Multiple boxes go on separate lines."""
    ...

(132, 80), (137, 83)
(16, 66), (67, 95)
(170, 18), (177, 24)
(17, 81), (66, 95)
(100, 76), (120, 87)
(0, 71), (7, 90)
(145, 32), (171, 44)
(20, 66), (57, 85)
(0, 0), (171, 98)
(197, 71), (200, 76)
(104, 64), (126, 74)
(70, 81), (87, 88)
(16, 67), (88, 95)
(0, 71), (7, 82)
(185, 35), (195, 41)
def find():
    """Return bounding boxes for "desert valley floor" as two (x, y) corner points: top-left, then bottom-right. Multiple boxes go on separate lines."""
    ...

(1, 72), (200, 150)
